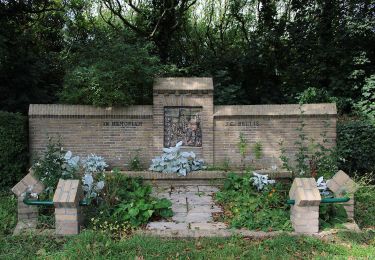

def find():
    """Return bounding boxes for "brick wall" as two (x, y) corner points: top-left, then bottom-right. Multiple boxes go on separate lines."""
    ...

(213, 104), (337, 169)
(29, 104), (153, 169)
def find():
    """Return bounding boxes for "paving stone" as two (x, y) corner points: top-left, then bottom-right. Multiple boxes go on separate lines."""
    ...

(169, 194), (188, 204)
(147, 222), (188, 230)
(185, 212), (212, 223)
(172, 203), (188, 213)
(198, 186), (219, 192)
(190, 222), (227, 230)
(187, 195), (213, 205)
(188, 204), (222, 213)
(172, 186), (199, 192)
(172, 213), (188, 223)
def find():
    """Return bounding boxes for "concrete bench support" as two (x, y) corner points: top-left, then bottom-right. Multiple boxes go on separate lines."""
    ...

(53, 179), (83, 235)
(11, 170), (44, 234)
(327, 170), (358, 219)
(289, 178), (321, 234)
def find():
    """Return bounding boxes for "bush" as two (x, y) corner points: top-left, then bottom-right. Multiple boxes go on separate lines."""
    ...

(87, 169), (173, 237)
(215, 172), (293, 231)
(59, 30), (161, 107)
(0, 192), (17, 235)
(354, 172), (375, 228)
(0, 111), (28, 190)
(337, 119), (375, 175)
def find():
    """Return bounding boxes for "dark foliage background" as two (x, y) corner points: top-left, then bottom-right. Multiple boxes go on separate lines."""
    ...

(0, 111), (28, 190)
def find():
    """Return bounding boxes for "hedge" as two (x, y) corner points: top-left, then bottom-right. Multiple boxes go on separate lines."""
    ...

(337, 119), (375, 175)
(0, 111), (28, 190)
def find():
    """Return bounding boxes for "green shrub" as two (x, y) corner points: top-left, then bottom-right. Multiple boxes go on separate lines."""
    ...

(32, 138), (66, 196)
(216, 172), (293, 231)
(88, 169), (173, 236)
(354, 172), (375, 228)
(0, 192), (17, 235)
(337, 119), (375, 175)
(128, 151), (143, 171)
(355, 185), (375, 228)
(0, 111), (28, 190)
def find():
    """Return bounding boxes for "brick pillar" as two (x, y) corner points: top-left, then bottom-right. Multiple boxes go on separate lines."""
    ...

(11, 170), (44, 234)
(289, 178), (321, 234)
(327, 170), (358, 219)
(53, 179), (83, 235)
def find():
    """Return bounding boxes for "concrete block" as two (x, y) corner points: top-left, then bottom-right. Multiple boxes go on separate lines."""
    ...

(290, 178), (321, 206)
(53, 179), (82, 208)
(327, 170), (359, 195)
(12, 171), (44, 197)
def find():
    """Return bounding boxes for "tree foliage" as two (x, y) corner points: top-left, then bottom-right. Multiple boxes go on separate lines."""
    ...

(0, 0), (374, 111)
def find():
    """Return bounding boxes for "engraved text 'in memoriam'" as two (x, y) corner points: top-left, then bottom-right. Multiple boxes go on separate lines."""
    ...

(103, 121), (143, 127)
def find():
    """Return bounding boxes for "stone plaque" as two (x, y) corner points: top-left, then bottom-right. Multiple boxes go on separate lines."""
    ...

(164, 107), (202, 147)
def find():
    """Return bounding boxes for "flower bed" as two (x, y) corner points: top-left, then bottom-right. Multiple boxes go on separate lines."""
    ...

(214, 172), (350, 232)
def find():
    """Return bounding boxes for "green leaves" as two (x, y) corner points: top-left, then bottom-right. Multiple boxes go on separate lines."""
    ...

(337, 120), (375, 174)
(96, 172), (173, 228)
(216, 173), (292, 231)
(0, 111), (28, 190)
(60, 30), (162, 107)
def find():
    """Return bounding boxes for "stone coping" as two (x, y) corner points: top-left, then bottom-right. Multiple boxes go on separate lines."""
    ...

(117, 170), (292, 180)
(154, 77), (213, 91)
(29, 104), (153, 116)
(29, 103), (336, 117)
(214, 103), (337, 117)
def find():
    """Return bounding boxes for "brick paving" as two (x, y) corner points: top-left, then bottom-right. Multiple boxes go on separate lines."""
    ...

(147, 185), (227, 231)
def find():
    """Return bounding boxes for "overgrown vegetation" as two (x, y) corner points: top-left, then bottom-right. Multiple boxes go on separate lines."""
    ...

(354, 172), (375, 229)
(216, 172), (353, 231)
(87, 169), (172, 237)
(337, 120), (375, 175)
(279, 111), (338, 179)
(0, 192), (17, 236)
(127, 150), (143, 171)
(0, 111), (28, 190)
(215, 172), (293, 231)
(32, 139), (108, 201)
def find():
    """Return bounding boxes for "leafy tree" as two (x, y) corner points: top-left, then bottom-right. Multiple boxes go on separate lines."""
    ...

(0, 0), (65, 113)
(60, 29), (162, 106)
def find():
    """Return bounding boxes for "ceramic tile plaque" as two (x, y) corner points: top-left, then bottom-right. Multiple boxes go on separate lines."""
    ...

(164, 107), (202, 147)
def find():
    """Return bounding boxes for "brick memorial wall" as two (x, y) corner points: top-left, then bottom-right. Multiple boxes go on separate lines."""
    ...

(29, 78), (337, 169)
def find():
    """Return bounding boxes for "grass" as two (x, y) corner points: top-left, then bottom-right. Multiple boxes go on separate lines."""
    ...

(0, 230), (374, 259)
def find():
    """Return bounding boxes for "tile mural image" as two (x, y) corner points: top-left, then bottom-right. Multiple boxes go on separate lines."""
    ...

(164, 107), (202, 147)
